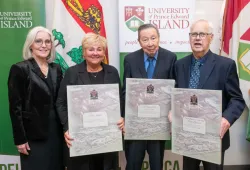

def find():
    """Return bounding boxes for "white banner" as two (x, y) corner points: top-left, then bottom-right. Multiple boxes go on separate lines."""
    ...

(119, 151), (183, 170)
(0, 155), (21, 170)
(119, 0), (195, 52)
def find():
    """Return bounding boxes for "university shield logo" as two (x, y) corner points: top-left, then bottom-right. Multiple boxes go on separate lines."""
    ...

(124, 6), (145, 32)
(237, 28), (250, 81)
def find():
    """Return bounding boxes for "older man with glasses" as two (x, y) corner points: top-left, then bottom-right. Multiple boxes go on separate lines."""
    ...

(170, 19), (245, 170)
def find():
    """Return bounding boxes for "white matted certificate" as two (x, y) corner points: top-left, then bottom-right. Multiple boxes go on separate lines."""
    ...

(125, 78), (175, 140)
(67, 84), (123, 157)
(172, 88), (222, 164)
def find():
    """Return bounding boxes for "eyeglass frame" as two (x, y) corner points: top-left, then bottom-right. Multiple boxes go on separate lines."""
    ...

(33, 39), (52, 46)
(189, 32), (213, 39)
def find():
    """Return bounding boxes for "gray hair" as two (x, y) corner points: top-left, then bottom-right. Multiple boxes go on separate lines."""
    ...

(190, 19), (214, 34)
(137, 23), (160, 40)
(22, 26), (55, 63)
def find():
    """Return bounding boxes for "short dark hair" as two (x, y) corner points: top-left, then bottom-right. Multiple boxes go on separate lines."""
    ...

(137, 24), (160, 40)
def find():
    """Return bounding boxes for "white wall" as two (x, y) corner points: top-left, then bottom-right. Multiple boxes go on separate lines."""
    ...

(99, 0), (120, 72)
(194, 0), (224, 54)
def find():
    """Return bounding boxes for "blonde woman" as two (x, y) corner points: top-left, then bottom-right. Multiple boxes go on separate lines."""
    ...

(56, 32), (124, 170)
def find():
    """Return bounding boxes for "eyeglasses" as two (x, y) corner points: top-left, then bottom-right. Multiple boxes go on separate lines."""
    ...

(34, 39), (52, 46)
(189, 32), (212, 39)
(140, 37), (158, 44)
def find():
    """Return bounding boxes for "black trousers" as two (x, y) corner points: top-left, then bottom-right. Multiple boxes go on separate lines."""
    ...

(183, 151), (225, 170)
(125, 140), (165, 170)
(67, 151), (118, 170)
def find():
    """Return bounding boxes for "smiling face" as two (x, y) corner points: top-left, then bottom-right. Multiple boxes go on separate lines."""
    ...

(189, 20), (213, 58)
(30, 31), (52, 60)
(138, 27), (160, 57)
(83, 43), (105, 66)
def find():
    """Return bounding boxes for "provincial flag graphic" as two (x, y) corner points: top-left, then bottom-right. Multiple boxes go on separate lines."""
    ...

(52, 0), (108, 73)
(124, 6), (145, 32)
(238, 28), (250, 82)
(221, 0), (250, 142)
(221, 0), (250, 109)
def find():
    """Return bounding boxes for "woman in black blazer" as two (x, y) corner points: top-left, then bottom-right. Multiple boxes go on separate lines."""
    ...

(8, 26), (64, 170)
(56, 32), (124, 170)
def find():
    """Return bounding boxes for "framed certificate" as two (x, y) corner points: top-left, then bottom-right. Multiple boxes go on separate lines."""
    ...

(172, 88), (222, 164)
(125, 78), (175, 140)
(67, 84), (123, 157)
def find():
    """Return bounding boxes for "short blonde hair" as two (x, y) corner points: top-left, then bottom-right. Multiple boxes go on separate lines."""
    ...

(82, 32), (107, 51)
(22, 26), (55, 63)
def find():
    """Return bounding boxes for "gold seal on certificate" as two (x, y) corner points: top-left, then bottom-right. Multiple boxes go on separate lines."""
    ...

(171, 88), (222, 164)
(125, 78), (175, 140)
(67, 84), (123, 157)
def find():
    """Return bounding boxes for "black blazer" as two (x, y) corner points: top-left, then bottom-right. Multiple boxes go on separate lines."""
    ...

(174, 50), (246, 151)
(56, 61), (121, 132)
(123, 47), (176, 81)
(122, 47), (177, 115)
(8, 58), (62, 145)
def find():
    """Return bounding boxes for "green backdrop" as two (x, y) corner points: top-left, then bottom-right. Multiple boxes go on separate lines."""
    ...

(0, 0), (45, 155)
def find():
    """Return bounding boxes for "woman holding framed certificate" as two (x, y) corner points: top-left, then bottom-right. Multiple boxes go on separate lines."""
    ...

(56, 32), (124, 170)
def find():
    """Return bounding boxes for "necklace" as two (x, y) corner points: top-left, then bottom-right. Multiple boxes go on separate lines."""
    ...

(91, 72), (98, 78)
(88, 66), (102, 78)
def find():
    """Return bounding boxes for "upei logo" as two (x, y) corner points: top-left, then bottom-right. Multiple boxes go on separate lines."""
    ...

(124, 6), (145, 32)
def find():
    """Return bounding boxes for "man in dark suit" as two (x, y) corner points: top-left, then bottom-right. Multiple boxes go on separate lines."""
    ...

(172, 19), (246, 170)
(123, 24), (177, 170)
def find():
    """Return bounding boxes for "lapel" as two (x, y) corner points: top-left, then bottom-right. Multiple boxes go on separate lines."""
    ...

(138, 49), (147, 78)
(30, 59), (44, 79)
(29, 59), (51, 95)
(153, 47), (162, 78)
(198, 50), (216, 88)
(78, 61), (91, 85)
(182, 55), (192, 88)
(103, 63), (112, 83)
(49, 63), (57, 96)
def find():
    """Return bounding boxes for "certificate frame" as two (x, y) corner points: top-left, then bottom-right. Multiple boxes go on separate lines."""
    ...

(67, 84), (123, 157)
(125, 78), (175, 140)
(171, 88), (222, 164)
